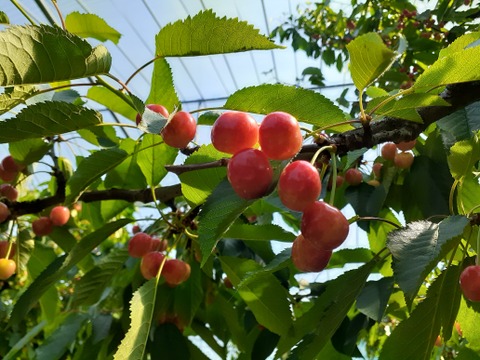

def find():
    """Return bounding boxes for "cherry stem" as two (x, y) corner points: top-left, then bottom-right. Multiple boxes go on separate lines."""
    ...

(125, 55), (162, 86)
(51, 0), (65, 30)
(329, 154), (338, 206)
(4, 223), (15, 259)
(189, 106), (225, 115)
(308, 119), (361, 138)
(310, 145), (334, 166)
(352, 215), (402, 229)
(449, 179), (459, 215)
(367, 87), (414, 116)
(10, 0), (35, 25)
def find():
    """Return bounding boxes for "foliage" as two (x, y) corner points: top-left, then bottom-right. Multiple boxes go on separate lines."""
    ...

(0, 2), (479, 360)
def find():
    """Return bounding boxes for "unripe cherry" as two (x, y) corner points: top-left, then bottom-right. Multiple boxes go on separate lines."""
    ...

(291, 234), (332, 272)
(396, 139), (416, 151)
(394, 151), (414, 169)
(372, 163), (383, 179)
(381, 143), (398, 161)
(278, 160), (321, 211)
(0, 258), (16, 280)
(211, 111), (259, 154)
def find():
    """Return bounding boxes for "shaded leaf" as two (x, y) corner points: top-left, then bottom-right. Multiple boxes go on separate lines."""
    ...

(150, 323), (190, 360)
(87, 86), (137, 121)
(197, 111), (220, 126)
(224, 224), (296, 242)
(437, 101), (480, 144)
(156, 10), (281, 57)
(0, 86), (38, 115)
(357, 277), (394, 321)
(0, 24), (111, 86)
(9, 138), (52, 165)
(65, 12), (121, 44)
(225, 84), (347, 130)
(0, 101), (102, 143)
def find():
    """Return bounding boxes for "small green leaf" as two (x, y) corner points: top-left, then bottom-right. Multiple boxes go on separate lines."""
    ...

(0, 86), (38, 115)
(0, 24), (111, 86)
(65, 12), (121, 44)
(346, 33), (397, 92)
(9, 138), (52, 165)
(156, 10), (281, 57)
(146, 58), (180, 112)
(0, 102), (102, 143)
(87, 86), (137, 121)
(357, 277), (394, 321)
(224, 224), (296, 242)
(66, 147), (129, 203)
(225, 84), (346, 129)
(198, 180), (253, 266)
(197, 111), (221, 126)
(448, 136), (480, 180)
(137, 134), (178, 187)
(220, 256), (293, 336)
(0, 11), (9, 24)
(387, 216), (469, 302)
(114, 279), (158, 360)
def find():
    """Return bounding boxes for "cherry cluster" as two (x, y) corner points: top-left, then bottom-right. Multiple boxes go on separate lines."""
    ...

(32, 206), (71, 237)
(128, 231), (191, 287)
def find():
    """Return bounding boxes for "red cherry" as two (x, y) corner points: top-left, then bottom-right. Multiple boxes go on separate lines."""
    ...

(0, 202), (11, 223)
(49, 206), (70, 226)
(396, 140), (416, 151)
(128, 232), (153, 258)
(150, 237), (168, 252)
(140, 251), (165, 280)
(345, 168), (363, 186)
(259, 111), (303, 160)
(327, 174), (345, 190)
(381, 143), (398, 161)
(0, 241), (15, 259)
(372, 163), (383, 179)
(161, 111), (196, 149)
(291, 234), (332, 272)
(227, 149), (273, 200)
(0, 184), (18, 202)
(162, 259), (191, 286)
(132, 225), (141, 234)
(136, 104), (169, 125)
(32, 216), (53, 236)
(2, 155), (24, 173)
(211, 111), (259, 154)
(278, 160), (321, 211)
(460, 265), (480, 302)
(0, 164), (17, 183)
(0, 258), (16, 280)
(301, 201), (350, 251)
(394, 152), (414, 169)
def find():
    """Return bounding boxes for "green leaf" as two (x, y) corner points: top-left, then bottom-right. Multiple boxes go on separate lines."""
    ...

(346, 33), (396, 92)
(458, 172), (480, 214)
(71, 248), (129, 307)
(439, 31), (480, 58)
(9, 138), (52, 165)
(328, 248), (374, 268)
(448, 136), (480, 180)
(437, 101), (480, 144)
(35, 313), (89, 360)
(0, 11), (9, 24)
(65, 147), (129, 203)
(379, 265), (463, 360)
(0, 24), (111, 86)
(225, 84), (346, 130)
(179, 144), (228, 206)
(387, 216), (469, 302)
(65, 12), (121, 44)
(224, 224), (295, 242)
(457, 298), (480, 351)
(87, 86), (137, 121)
(172, 262), (204, 328)
(0, 101), (102, 143)
(9, 219), (131, 326)
(146, 58), (180, 111)
(197, 111), (221, 126)
(198, 179), (253, 266)
(150, 324), (190, 360)
(276, 261), (375, 357)
(414, 45), (480, 91)
(77, 125), (119, 148)
(137, 134), (178, 187)
(114, 279), (159, 360)
(357, 277), (394, 321)
(156, 10), (281, 57)
(220, 256), (293, 336)
(0, 86), (38, 115)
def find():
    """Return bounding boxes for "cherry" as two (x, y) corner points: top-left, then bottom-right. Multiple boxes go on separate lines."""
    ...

(327, 174), (344, 190)
(136, 104), (169, 125)
(394, 151), (414, 169)
(460, 265), (480, 302)
(345, 168), (363, 186)
(211, 111), (259, 154)
(0, 241), (15, 259)
(140, 251), (165, 280)
(162, 259), (191, 286)
(0, 202), (11, 223)
(0, 184), (18, 201)
(259, 111), (303, 160)
(0, 164), (17, 183)
(291, 234), (332, 272)
(161, 111), (196, 149)
(32, 217), (53, 236)
(128, 232), (153, 258)
(396, 139), (416, 151)
(301, 201), (350, 250)
(49, 206), (70, 226)
(2, 155), (23, 173)
(372, 163), (383, 179)
(150, 237), (168, 252)
(0, 258), (16, 280)
(132, 225), (141, 234)
(381, 143), (397, 161)
(227, 148), (273, 200)
(278, 160), (321, 211)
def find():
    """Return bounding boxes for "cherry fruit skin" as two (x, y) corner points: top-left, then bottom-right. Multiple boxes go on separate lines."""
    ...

(259, 111), (303, 160)
(211, 111), (259, 154)
(0, 165), (17, 183)
(372, 163), (383, 179)
(0, 202), (11, 223)
(396, 139), (416, 151)
(381, 143), (398, 161)
(0, 184), (18, 202)
(49, 206), (70, 226)
(345, 168), (363, 186)
(161, 111), (196, 149)
(140, 251), (166, 280)
(128, 232), (153, 258)
(394, 152), (414, 169)
(0, 241), (15, 259)
(301, 201), (350, 251)
(136, 104), (169, 125)
(278, 160), (321, 211)
(32, 217), (53, 236)
(227, 149), (273, 200)
(162, 259), (191, 286)
(291, 234), (332, 272)
(2, 155), (23, 173)
(0, 258), (16, 280)
(460, 265), (480, 302)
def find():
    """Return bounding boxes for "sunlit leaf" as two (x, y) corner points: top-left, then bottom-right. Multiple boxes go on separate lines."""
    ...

(87, 86), (137, 121)
(146, 58), (180, 112)
(447, 135), (480, 180)
(224, 224), (296, 242)
(0, 86), (38, 115)
(65, 12), (121, 44)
